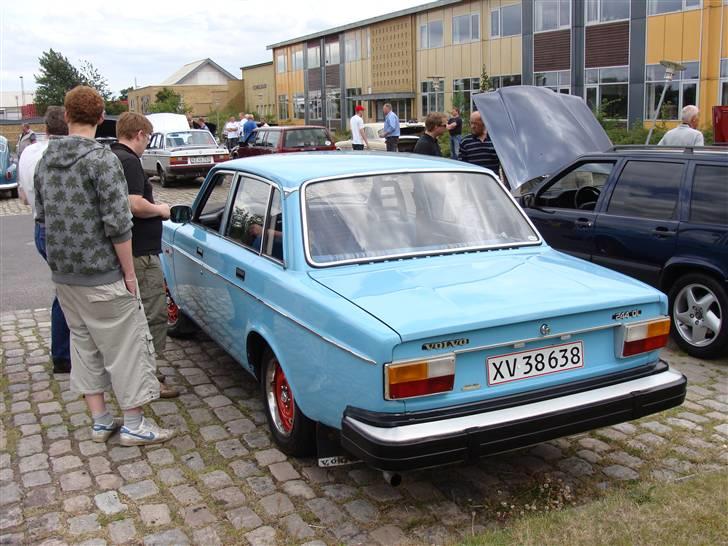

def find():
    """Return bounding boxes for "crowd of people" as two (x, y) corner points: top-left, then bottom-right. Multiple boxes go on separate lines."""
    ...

(222, 112), (262, 151)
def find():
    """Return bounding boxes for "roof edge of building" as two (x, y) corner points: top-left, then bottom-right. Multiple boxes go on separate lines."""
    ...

(241, 61), (274, 71)
(266, 0), (461, 50)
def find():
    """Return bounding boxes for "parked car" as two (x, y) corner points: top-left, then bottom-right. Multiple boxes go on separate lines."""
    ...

(142, 114), (229, 187)
(0, 135), (18, 198)
(161, 152), (685, 474)
(477, 86), (728, 359)
(335, 122), (425, 152)
(231, 126), (335, 158)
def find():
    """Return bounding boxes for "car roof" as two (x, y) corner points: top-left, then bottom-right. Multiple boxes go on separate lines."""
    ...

(604, 145), (728, 160)
(260, 125), (329, 132)
(218, 152), (487, 189)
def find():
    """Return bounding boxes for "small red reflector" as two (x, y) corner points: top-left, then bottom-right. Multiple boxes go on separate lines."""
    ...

(388, 375), (454, 399)
(622, 334), (669, 357)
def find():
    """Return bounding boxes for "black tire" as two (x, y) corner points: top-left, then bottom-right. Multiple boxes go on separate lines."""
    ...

(10, 188), (18, 198)
(668, 273), (728, 359)
(166, 284), (196, 338)
(158, 166), (170, 187)
(261, 348), (315, 456)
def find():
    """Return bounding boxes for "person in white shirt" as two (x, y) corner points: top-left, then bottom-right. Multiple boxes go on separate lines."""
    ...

(17, 106), (72, 374)
(349, 105), (368, 150)
(224, 116), (240, 151)
(658, 105), (704, 147)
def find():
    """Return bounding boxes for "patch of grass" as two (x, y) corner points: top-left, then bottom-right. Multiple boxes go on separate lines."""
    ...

(461, 471), (728, 546)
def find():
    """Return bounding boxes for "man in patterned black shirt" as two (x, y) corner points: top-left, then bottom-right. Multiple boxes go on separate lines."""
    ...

(458, 111), (501, 177)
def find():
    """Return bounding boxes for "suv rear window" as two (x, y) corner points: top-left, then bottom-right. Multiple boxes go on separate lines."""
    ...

(607, 161), (683, 220)
(690, 164), (728, 225)
(284, 129), (329, 148)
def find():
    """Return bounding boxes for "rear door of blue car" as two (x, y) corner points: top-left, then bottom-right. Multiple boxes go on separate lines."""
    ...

(591, 158), (685, 286)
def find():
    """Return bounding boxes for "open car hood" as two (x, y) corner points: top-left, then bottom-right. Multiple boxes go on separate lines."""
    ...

(473, 87), (612, 190)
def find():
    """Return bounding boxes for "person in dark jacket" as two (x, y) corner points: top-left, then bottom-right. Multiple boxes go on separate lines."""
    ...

(413, 112), (447, 157)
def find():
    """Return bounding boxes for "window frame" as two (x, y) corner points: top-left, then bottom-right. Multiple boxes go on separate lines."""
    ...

(585, 0), (630, 25)
(647, 0), (701, 16)
(344, 34), (360, 62)
(534, 70), (571, 94)
(605, 160), (685, 221)
(307, 45), (320, 69)
(292, 49), (304, 71)
(420, 19), (444, 49)
(452, 12), (481, 44)
(499, 3), (522, 37)
(534, 0), (571, 33)
(192, 170), (238, 234)
(644, 62), (700, 121)
(276, 53), (287, 74)
(584, 66), (630, 120)
(688, 162), (728, 226)
(452, 77), (481, 113)
(223, 173), (285, 265)
(719, 58), (728, 107)
(421, 80), (445, 116)
(325, 41), (340, 65)
(277, 95), (289, 121)
(490, 9), (500, 37)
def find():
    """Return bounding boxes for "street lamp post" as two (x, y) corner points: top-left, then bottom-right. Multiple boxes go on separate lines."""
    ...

(645, 60), (685, 145)
(19, 76), (25, 116)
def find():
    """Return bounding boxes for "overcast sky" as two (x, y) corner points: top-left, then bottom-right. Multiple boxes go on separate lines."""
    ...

(0, 0), (431, 99)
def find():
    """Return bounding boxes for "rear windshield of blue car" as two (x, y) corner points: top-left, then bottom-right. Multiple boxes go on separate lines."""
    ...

(303, 171), (540, 265)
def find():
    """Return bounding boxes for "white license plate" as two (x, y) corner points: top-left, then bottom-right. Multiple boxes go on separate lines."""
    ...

(486, 341), (584, 386)
(189, 156), (211, 164)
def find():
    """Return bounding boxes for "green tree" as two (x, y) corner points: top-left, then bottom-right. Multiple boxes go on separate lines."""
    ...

(104, 100), (128, 115)
(451, 91), (466, 114)
(479, 65), (492, 93)
(78, 60), (111, 101)
(118, 87), (134, 101)
(34, 49), (83, 114)
(148, 87), (189, 114)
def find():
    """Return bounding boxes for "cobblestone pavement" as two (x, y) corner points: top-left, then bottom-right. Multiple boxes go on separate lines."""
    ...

(0, 196), (31, 217)
(1, 306), (726, 546)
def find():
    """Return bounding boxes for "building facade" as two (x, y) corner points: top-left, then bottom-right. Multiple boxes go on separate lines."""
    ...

(241, 62), (276, 119)
(267, 0), (728, 131)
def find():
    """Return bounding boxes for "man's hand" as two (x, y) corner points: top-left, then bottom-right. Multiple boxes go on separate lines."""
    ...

(157, 203), (171, 220)
(124, 276), (138, 296)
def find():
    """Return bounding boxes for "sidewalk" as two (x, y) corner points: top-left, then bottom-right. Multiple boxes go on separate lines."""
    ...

(1, 307), (726, 545)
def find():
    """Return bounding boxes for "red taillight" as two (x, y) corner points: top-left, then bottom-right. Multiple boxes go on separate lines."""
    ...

(214, 154), (229, 162)
(5, 172), (11, 180)
(618, 317), (670, 357)
(170, 156), (187, 165)
(385, 356), (455, 400)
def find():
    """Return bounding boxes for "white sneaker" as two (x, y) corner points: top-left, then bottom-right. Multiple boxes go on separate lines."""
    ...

(91, 417), (123, 443)
(119, 418), (176, 446)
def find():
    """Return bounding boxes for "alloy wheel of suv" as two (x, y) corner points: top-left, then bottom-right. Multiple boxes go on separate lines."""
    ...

(670, 273), (727, 359)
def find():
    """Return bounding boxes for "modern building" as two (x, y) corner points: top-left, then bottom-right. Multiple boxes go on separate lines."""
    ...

(128, 58), (244, 117)
(266, 0), (728, 131)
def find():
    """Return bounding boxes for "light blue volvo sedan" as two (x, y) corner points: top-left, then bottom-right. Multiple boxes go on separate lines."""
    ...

(162, 152), (686, 476)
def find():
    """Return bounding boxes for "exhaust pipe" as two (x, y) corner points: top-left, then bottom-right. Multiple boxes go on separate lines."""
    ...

(382, 471), (402, 487)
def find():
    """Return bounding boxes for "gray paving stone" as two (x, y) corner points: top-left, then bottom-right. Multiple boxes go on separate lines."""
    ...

(226, 506), (262, 530)
(23, 485), (57, 510)
(51, 455), (83, 473)
(65, 400), (87, 414)
(108, 446), (142, 462)
(666, 417), (702, 431)
(268, 461), (300, 482)
(140, 504), (171, 527)
(96, 473), (124, 490)
(20, 424), (41, 436)
(245, 526), (277, 546)
(13, 412), (37, 427)
(38, 401), (62, 414)
(187, 408), (214, 425)
(428, 500), (469, 524)
(170, 485), (203, 506)
(229, 460), (260, 479)
(529, 442), (563, 461)
(225, 418), (256, 435)
(199, 425), (228, 442)
(641, 421), (673, 435)
(403, 481), (445, 502)
(182, 452), (205, 471)
(603, 464), (639, 481)
(323, 483), (357, 501)
(344, 498), (379, 523)
(215, 439), (248, 459)
(68, 514), (100, 535)
(146, 448), (174, 466)
(254, 448), (286, 466)
(0, 504), (23, 530)
(200, 470), (233, 489)
(88, 456), (112, 476)
(260, 492), (294, 517)
(301, 466), (331, 484)
(210, 486), (247, 508)
(578, 437), (611, 452)
(60, 469), (92, 492)
(48, 439), (72, 457)
(150, 401), (179, 416)
(242, 431), (270, 449)
(576, 449), (602, 464)
(203, 395), (232, 408)
(700, 399), (728, 412)
(596, 428), (628, 441)
(108, 519), (137, 545)
(182, 505), (217, 528)
(46, 424), (70, 439)
(143, 528), (190, 546)
(307, 497), (345, 524)
(169, 435), (196, 453)
(281, 480), (316, 500)
(94, 491), (127, 514)
(363, 483), (404, 502)
(278, 513), (315, 539)
(370, 525), (408, 546)
(636, 432), (667, 446)
(22, 470), (51, 488)
(79, 440), (107, 457)
(0, 483), (21, 506)
(118, 461), (153, 481)
(119, 479), (159, 500)
(608, 451), (644, 469)
(191, 526), (222, 546)
(19, 453), (49, 473)
(157, 467), (186, 486)
(213, 405), (244, 422)
(26, 511), (61, 539)
(63, 495), (92, 513)
(246, 476), (276, 497)
(18, 435), (43, 456)
(714, 423), (728, 437)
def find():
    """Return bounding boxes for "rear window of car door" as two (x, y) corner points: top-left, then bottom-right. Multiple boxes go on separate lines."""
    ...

(606, 161), (683, 220)
(690, 164), (728, 225)
(266, 131), (281, 149)
(254, 131), (267, 147)
(226, 177), (271, 253)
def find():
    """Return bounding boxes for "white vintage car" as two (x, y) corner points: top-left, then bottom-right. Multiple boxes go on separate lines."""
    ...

(335, 122), (425, 152)
(141, 114), (229, 187)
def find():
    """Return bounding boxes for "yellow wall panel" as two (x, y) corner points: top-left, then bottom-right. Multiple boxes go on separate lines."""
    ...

(681, 10), (701, 61)
(723, 8), (728, 58)
(646, 16), (666, 64)
(490, 39), (502, 75)
(663, 14), (684, 62)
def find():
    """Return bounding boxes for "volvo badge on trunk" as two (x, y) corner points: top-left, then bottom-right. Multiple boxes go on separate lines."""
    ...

(422, 338), (469, 351)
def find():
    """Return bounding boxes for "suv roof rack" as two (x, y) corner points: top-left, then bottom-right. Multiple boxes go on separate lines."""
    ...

(610, 145), (728, 154)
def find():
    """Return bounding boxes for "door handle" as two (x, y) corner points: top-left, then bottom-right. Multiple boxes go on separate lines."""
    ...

(236, 267), (245, 281)
(196, 247), (204, 257)
(652, 227), (675, 238)
(575, 218), (593, 228)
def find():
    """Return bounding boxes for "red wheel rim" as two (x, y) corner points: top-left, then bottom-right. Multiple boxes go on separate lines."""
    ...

(165, 284), (179, 325)
(273, 362), (295, 433)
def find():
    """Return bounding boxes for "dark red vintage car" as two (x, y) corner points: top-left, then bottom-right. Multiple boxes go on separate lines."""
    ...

(232, 126), (336, 158)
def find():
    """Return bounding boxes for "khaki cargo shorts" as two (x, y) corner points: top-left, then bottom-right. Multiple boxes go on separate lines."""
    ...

(56, 279), (160, 410)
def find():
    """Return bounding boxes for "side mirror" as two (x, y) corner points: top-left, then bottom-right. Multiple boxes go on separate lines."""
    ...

(522, 194), (536, 209)
(170, 205), (192, 224)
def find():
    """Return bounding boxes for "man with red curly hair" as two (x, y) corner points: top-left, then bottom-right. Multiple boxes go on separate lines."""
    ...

(34, 86), (175, 446)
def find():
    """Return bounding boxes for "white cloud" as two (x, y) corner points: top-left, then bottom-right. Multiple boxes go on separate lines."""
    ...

(1, 0), (431, 96)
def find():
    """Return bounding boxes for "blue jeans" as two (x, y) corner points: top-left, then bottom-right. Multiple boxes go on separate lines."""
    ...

(34, 223), (71, 363)
(450, 134), (462, 159)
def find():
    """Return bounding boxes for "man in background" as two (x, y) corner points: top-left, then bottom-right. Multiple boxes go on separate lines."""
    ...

(446, 107), (462, 159)
(242, 114), (258, 143)
(413, 112), (447, 157)
(658, 105), (704, 146)
(224, 116), (239, 151)
(350, 105), (368, 150)
(111, 112), (178, 399)
(17, 123), (37, 158)
(17, 106), (71, 374)
(381, 103), (400, 152)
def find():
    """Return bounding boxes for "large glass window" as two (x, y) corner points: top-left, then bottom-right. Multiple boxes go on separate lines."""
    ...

(325, 41), (340, 65)
(490, 9), (500, 37)
(453, 78), (481, 112)
(535, 0), (570, 32)
(304, 172), (538, 265)
(276, 53), (287, 74)
(326, 87), (341, 120)
(536, 162), (616, 210)
(277, 95), (289, 121)
(420, 20), (444, 49)
(648, 0), (700, 15)
(292, 49), (304, 71)
(453, 13), (480, 43)
(227, 178), (271, 252)
(719, 59), (728, 105)
(307, 46), (320, 69)
(421, 81), (445, 115)
(489, 74), (522, 89)
(293, 93), (305, 120)
(607, 161), (683, 220)
(690, 165), (728, 225)
(308, 90), (322, 120)
(345, 35), (360, 62)
(585, 66), (629, 119)
(345, 87), (362, 118)
(196, 172), (235, 230)
(645, 62), (699, 120)
(534, 70), (570, 93)
(263, 187), (284, 262)
(586, 0), (630, 24)
(502, 4), (522, 36)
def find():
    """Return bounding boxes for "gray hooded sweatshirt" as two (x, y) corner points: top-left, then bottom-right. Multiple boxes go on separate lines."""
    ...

(34, 136), (133, 286)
